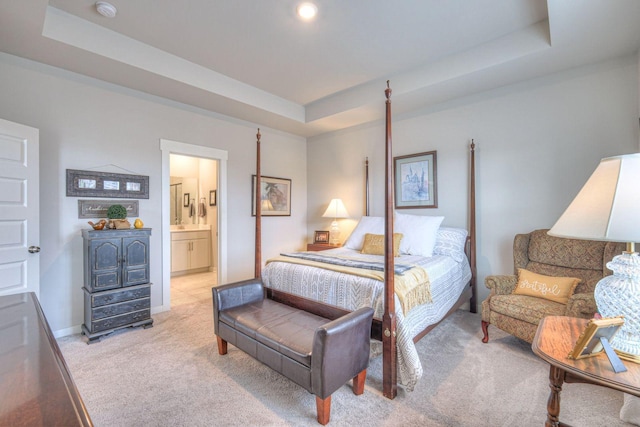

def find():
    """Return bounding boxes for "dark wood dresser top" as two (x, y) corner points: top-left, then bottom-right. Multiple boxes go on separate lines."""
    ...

(0, 292), (92, 426)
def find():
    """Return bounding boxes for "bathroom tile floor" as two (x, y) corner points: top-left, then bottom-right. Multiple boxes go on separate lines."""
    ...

(171, 271), (217, 307)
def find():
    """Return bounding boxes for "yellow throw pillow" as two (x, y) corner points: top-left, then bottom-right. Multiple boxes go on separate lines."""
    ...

(361, 233), (403, 257)
(512, 268), (580, 304)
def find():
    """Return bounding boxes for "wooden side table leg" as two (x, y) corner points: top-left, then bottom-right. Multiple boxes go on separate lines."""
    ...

(545, 365), (565, 427)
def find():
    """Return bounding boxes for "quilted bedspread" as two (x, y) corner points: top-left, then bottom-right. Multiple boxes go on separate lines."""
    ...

(262, 247), (471, 391)
(267, 251), (432, 315)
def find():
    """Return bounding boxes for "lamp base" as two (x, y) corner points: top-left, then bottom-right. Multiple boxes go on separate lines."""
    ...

(616, 348), (640, 365)
(329, 220), (341, 245)
(594, 252), (640, 360)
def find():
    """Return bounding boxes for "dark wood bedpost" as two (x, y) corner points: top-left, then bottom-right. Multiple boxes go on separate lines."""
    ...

(255, 129), (262, 279)
(469, 140), (477, 313)
(382, 81), (397, 399)
(365, 157), (370, 216)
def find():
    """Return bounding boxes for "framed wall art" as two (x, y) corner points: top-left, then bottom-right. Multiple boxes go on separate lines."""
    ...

(209, 190), (217, 206)
(252, 175), (291, 216)
(183, 193), (190, 207)
(394, 151), (437, 209)
(66, 169), (149, 199)
(78, 200), (139, 219)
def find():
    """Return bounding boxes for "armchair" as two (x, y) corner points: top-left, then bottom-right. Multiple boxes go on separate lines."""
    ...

(481, 229), (624, 343)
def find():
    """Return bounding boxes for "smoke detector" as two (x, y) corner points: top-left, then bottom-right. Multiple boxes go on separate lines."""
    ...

(95, 1), (117, 18)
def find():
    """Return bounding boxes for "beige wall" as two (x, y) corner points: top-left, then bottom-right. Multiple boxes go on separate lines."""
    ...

(307, 55), (640, 307)
(0, 51), (638, 333)
(0, 53), (307, 335)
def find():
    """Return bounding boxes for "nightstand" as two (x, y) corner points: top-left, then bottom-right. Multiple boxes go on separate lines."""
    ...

(307, 243), (341, 251)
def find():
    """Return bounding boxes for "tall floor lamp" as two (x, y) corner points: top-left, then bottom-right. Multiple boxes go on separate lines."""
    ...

(548, 153), (640, 362)
(322, 199), (349, 245)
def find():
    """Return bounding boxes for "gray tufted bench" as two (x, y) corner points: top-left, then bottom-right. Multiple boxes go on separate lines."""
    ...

(212, 277), (373, 425)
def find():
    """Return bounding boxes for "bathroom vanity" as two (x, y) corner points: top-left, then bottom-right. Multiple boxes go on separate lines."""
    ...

(170, 225), (211, 275)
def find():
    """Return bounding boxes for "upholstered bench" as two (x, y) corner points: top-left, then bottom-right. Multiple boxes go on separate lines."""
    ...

(212, 278), (374, 425)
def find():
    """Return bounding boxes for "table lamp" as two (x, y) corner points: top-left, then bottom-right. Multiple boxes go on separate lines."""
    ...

(322, 198), (349, 245)
(548, 153), (640, 362)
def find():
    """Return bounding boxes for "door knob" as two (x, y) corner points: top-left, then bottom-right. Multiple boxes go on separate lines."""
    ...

(28, 246), (41, 253)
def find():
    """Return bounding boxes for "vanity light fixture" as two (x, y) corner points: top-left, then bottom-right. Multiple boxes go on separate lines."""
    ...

(95, 1), (117, 18)
(297, 2), (318, 21)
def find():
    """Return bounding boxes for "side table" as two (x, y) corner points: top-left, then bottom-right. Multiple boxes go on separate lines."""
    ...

(532, 315), (640, 427)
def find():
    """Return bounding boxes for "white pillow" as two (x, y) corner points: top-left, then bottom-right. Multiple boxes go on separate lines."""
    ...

(395, 213), (444, 257)
(433, 227), (468, 262)
(343, 216), (384, 250)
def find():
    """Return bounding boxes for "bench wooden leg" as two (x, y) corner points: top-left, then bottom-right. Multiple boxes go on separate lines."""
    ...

(316, 395), (331, 425)
(216, 336), (228, 355)
(352, 369), (366, 395)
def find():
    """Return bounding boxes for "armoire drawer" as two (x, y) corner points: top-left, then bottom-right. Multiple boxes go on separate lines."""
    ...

(90, 309), (151, 333)
(91, 297), (150, 320)
(88, 285), (151, 308)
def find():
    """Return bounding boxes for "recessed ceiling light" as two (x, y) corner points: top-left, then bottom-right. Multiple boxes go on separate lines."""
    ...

(95, 1), (117, 18)
(297, 2), (318, 21)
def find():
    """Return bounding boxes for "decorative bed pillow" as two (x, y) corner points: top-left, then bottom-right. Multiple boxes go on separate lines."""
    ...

(394, 213), (444, 257)
(361, 233), (403, 257)
(513, 269), (580, 304)
(344, 216), (384, 250)
(433, 227), (468, 262)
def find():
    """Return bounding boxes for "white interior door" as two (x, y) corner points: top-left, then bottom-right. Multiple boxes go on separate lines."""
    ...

(0, 118), (39, 297)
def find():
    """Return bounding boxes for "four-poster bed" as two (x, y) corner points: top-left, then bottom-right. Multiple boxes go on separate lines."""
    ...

(254, 82), (477, 399)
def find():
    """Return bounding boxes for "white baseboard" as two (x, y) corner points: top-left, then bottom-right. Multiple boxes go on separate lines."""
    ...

(54, 324), (82, 338)
(152, 304), (170, 314)
(54, 305), (170, 338)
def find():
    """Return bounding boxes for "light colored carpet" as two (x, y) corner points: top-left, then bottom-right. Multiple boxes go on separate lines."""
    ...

(57, 297), (633, 427)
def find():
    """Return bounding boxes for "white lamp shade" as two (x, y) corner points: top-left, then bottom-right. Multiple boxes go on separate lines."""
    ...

(548, 153), (640, 242)
(322, 199), (349, 219)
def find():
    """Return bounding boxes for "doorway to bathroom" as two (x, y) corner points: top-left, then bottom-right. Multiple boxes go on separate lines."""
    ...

(169, 154), (218, 306)
(160, 139), (228, 311)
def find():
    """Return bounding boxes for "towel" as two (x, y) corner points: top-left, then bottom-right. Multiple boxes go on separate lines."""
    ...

(198, 202), (206, 217)
(189, 201), (195, 217)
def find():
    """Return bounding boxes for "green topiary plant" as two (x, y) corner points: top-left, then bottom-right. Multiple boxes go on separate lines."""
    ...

(107, 204), (127, 219)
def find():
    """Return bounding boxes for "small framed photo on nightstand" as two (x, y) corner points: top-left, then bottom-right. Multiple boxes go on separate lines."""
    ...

(568, 316), (624, 360)
(314, 230), (330, 244)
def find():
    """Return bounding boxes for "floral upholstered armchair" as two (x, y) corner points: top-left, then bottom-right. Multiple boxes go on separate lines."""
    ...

(481, 229), (625, 344)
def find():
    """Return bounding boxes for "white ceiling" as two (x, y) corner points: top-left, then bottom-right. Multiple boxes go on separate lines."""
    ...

(1, 1), (640, 137)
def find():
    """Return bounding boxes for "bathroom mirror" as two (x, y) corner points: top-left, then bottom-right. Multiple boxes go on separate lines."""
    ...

(170, 153), (218, 227)
(169, 176), (198, 225)
(169, 182), (183, 225)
